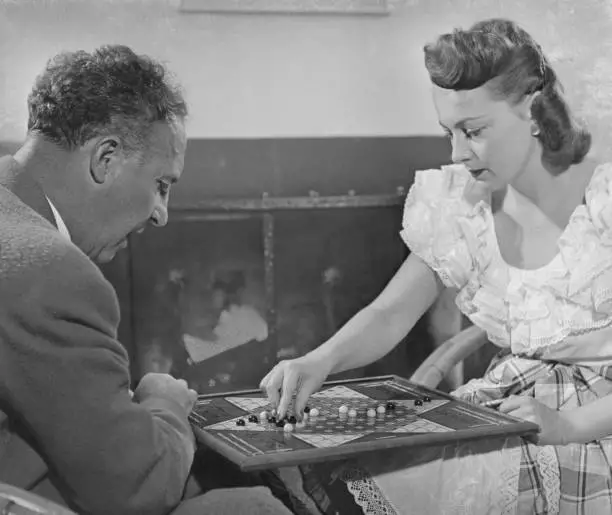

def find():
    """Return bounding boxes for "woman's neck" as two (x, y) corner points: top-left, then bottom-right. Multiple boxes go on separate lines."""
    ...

(499, 157), (596, 228)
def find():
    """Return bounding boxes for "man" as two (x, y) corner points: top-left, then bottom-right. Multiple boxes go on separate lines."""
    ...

(0, 45), (292, 515)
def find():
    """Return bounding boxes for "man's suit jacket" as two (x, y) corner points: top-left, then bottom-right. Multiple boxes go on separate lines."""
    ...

(0, 156), (195, 515)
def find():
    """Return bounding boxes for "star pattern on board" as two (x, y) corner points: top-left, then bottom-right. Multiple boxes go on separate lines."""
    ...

(203, 385), (453, 447)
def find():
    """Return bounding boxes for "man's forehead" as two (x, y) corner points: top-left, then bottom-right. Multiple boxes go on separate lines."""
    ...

(148, 120), (186, 156)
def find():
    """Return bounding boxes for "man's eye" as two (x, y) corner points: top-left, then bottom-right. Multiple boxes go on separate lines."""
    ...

(158, 180), (171, 196)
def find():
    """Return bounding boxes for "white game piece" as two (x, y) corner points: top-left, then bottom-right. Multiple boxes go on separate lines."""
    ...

(309, 408), (320, 417)
(366, 408), (376, 418)
(338, 405), (349, 414)
(284, 423), (294, 432)
(348, 408), (358, 417)
(376, 405), (386, 414)
(260, 411), (268, 420)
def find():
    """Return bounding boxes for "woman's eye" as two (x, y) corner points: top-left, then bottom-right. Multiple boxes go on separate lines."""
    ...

(464, 128), (483, 138)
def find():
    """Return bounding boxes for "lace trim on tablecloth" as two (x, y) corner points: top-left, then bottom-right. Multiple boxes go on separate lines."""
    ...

(536, 446), (561, 514)
(337, 441), (522, 515)
(498, 444), (521, 515)
(338, 463), (399, 515)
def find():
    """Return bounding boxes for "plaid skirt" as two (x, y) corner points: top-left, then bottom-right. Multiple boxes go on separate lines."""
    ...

(287, 352), (612, 515)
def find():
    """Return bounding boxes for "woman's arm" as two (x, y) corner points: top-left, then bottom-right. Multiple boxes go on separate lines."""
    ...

(310, 252), (444, 374)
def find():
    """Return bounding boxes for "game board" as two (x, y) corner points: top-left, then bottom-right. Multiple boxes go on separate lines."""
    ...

(189, 375), (539, 471)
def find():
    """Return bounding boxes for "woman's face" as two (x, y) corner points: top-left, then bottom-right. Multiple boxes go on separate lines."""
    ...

(432, 84), (538, 191)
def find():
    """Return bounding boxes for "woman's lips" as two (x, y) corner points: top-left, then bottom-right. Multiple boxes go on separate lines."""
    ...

(469, 168), (487, 179)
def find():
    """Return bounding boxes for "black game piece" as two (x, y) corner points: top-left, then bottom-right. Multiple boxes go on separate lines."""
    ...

(288, 415), (297, 424)
(423, 396), (431, 402)
(303, 406), (311, 413)
(275, 419), (286, 428)
(385, 402), (396, 410)
(248, 415), (259, 423)
(268, 416), (276, 424)
(236, 419), (246, 426)
(414, 399), (423, 406)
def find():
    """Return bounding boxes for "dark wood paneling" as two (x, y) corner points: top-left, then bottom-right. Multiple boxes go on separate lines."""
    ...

(172, 136), (451, 203)
(1, 136), (453, 386)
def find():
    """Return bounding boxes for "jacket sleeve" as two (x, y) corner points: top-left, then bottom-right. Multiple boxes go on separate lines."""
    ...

(1, 242), (194, 515)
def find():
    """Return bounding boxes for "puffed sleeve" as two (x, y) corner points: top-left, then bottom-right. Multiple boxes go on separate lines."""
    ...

(399, 164), (475, 289)
(586, 163), (612, 243)
(572, 162), (612, 313)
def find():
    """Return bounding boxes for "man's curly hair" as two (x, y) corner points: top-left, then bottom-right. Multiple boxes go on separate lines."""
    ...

(27, 44), (187, 152)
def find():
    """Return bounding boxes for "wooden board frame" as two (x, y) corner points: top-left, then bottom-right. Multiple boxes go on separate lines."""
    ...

(190, 374), (539, 471)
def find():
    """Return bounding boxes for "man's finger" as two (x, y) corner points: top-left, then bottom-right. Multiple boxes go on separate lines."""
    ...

(177, 378), (189, 389)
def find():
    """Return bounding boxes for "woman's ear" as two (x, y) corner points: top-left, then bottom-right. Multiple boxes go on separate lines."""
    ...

(519, 91), (541, 122)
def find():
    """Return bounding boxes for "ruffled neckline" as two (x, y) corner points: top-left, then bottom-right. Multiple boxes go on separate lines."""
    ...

(455, 162), (612, 353)
(399, 162), (612, 355)
(461, 165), (600, 276)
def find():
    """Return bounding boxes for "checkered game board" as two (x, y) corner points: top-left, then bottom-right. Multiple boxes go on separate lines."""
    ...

(189, 375), (539, 471)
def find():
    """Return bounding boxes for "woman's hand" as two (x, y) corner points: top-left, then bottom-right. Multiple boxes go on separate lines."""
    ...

(260, 354), (333, 420)
(498, 395), (571, 445)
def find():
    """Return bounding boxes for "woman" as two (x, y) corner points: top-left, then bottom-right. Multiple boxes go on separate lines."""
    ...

(260, 18), (612, 514)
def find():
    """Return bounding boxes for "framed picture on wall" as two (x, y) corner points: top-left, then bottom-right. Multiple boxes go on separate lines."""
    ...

(179, 0), (390, 16)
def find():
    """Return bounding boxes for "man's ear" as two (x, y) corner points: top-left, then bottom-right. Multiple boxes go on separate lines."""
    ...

(90, 137), (121, 185)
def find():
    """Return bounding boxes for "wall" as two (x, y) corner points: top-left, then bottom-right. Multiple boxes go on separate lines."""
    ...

(2, 0), (612, 158)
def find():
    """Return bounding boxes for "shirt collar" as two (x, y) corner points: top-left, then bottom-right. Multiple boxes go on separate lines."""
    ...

(45, 196), (71, 242)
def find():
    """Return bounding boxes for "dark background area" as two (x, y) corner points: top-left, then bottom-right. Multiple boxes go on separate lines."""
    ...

(0, 136), (498, 394)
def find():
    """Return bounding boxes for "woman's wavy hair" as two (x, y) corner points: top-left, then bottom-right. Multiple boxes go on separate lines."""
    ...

(424, 18), (590, 172)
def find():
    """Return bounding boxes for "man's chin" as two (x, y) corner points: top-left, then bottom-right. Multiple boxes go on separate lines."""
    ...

(94, 242), (128, 264)
(94, 249), (118, 264)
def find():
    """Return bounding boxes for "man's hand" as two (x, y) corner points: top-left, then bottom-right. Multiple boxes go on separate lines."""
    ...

(133, 373), (198, 414)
